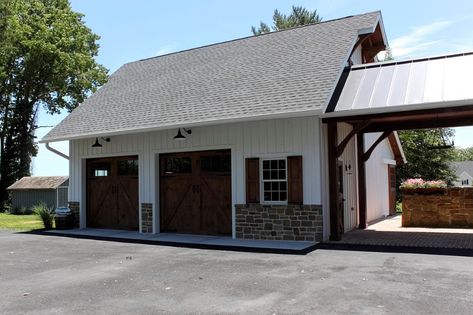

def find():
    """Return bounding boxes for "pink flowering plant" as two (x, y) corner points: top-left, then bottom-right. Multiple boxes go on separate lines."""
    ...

(400, 178), (447, 190)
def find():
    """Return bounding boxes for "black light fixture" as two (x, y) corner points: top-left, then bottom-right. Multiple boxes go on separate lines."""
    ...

(91, 137), (110, 148)
(174, 128), (191, 140)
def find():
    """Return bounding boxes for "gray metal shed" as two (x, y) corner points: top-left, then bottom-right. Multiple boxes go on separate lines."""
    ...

(7, 176), (69, 211)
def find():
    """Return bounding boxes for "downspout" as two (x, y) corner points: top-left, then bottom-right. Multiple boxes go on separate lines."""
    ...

(45, 142), (69, 160)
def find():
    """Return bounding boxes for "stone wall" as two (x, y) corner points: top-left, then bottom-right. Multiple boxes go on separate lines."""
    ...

(68, 201), (80, 228)
(141, 203), (153, 233)
(235, 204), (323, 242)
(402, 188), (473, 228)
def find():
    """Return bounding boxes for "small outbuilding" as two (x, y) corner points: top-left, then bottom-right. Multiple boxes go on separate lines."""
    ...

(7, 176), (69, 211)
(451, 161), (473, 187)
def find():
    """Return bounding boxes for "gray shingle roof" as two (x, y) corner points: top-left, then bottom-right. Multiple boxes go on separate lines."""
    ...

(42, 11), (381, 142)
(7, 176), (69, 190)
(451, 161), (473, 177)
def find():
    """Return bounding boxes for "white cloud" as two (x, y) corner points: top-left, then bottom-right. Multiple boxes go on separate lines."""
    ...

(156, 44), (178, 56)
(390, 20), (452, 57)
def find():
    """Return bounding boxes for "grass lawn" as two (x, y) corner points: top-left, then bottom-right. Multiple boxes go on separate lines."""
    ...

(0, 213), (44, 231)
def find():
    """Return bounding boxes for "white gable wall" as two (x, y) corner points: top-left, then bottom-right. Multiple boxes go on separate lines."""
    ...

(364, 132), (395, 223)
(453, 171), (473, 187)
(69, 116), (323, 234)
(349, 45), (363, 65)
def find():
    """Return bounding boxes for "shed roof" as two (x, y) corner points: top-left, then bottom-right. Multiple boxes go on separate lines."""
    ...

(325, 52), (473, 118)
(7, 176), (69, 190)
(41, 11), (382, 142)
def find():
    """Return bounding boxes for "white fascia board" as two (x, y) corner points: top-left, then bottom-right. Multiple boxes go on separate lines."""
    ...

(377, 14), (388, 48)
(383, 158), (396, 165)
(40, 108), (323, 143)
(393, 131), (407, 164)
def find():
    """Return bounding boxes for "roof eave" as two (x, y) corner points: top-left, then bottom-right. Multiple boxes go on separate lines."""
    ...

(40, 108), (324, 143)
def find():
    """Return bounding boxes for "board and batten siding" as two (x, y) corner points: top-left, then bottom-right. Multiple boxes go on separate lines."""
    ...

(69, 116), (323, 234)
(337, 123), (358, 232)
(11, 190), (58, 211)
(364, 132), (396, 223)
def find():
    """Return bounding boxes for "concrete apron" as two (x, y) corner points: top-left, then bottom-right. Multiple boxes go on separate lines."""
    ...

(44, 228), (317, 255)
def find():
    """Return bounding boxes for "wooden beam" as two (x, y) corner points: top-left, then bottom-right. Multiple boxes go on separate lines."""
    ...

(322, 105), (473, 125)
(335, 120), (371, 157)
(388, 133), (405, 165)
(364, 117), (473, 132)
(363, 131), (392, 162)
(357, 133), (367, 229)
(328, 122), (342, 241)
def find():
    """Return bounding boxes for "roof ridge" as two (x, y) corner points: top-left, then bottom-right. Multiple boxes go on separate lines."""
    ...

(130, 10), (381, 65)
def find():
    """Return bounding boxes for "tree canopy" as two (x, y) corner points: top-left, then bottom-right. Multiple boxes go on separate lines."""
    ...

(251, 6), (322, 35)
(451, 147), (473, 161)
(0, 0), (108, 209)
(397, 129), (457, 187)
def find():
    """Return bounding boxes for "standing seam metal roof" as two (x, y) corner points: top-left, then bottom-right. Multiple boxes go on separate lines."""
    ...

(326, 52), (473, 117)
(42, 11), (381, 142)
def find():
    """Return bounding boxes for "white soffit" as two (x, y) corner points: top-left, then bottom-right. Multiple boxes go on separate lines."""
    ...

(328, 52), (473, 116)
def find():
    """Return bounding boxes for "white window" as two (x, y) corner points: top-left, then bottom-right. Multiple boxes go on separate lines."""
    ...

(462, 179), (469, 185)
(262, 158), (287, 202)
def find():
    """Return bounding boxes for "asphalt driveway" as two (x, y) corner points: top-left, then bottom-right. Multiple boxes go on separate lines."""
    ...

(1, 230), (472, 315)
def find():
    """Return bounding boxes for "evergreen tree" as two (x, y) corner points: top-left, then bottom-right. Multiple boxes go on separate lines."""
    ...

(251, 6), (322, 35)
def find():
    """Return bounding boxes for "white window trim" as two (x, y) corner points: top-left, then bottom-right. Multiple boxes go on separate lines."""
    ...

(260, 157), (288, 205)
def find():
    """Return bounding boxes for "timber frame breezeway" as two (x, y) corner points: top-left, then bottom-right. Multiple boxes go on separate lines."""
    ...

(323, 52), (473, 241)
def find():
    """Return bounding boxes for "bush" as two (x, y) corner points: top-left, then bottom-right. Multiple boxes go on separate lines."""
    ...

(396, 202), (402, 213)
(9, 206), (34, 215)
(33, 202), (55, 230)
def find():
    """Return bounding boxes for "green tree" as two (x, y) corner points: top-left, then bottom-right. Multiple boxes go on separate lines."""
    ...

(0, 0), (108, 209)
(251, 5), (322, 35)
(397, 129), (457, 187)
(451, 146), (473, 161)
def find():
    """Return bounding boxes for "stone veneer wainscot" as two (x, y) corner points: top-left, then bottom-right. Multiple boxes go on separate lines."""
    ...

(141, 203), (153, 233)
(235, 204), (323, 242)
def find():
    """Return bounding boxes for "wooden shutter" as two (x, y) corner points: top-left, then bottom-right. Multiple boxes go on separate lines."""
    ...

(245, 158), (260, 203)
(287, 156), (303, 204)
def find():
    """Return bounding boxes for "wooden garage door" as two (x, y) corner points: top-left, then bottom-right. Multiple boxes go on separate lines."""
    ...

(160, 150), (231, 235)
(87, 156), (139, 230)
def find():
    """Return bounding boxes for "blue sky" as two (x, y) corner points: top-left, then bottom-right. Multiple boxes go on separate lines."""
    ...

(33, 0), (473, 175)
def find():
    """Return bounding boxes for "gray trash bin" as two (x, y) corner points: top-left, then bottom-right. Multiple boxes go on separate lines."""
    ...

(54, 207), (74, 230)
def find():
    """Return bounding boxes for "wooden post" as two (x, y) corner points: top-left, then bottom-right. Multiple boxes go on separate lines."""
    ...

(357, 132), (367, 229)
(328, 122), (341, 241)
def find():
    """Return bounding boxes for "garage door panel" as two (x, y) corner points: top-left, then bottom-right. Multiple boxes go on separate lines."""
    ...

(160, 150), (231, 235)
(200, 175), (232, 235)
(160, 177), (193, 232)
(87, 156), (139, 230)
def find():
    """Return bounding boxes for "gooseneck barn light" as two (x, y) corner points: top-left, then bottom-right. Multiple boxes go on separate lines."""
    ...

(174, 128), (192, 140)
(91, 137), (110, 148)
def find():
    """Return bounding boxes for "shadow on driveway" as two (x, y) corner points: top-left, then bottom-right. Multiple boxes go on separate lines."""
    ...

(19, 229), (473, 257)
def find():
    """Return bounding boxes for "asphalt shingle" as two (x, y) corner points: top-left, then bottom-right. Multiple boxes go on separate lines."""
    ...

(42, 11), (380, 142)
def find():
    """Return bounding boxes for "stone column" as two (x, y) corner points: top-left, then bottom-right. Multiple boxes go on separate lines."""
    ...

(141, 203), (153, 233)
